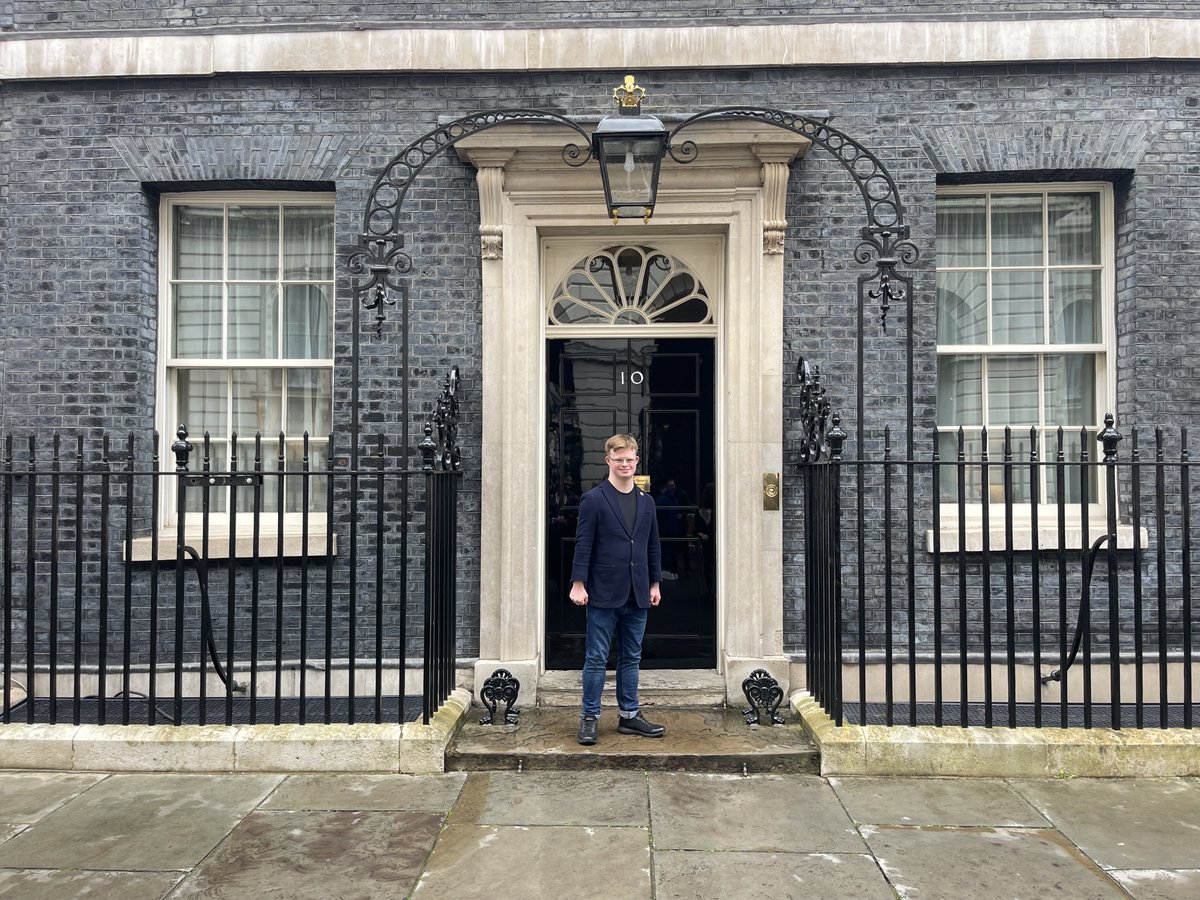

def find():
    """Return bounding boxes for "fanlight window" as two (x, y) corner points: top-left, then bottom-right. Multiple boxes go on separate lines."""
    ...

(548, 245), (713, 326)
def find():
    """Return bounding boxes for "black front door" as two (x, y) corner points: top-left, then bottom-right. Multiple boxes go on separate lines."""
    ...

(546, 337), (716, 668)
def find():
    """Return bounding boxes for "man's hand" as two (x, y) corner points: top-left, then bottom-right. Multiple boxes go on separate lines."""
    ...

(570, 580), (589, 606)
(649, 582), (662, 607)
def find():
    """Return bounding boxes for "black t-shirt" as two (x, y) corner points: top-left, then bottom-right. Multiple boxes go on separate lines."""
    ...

(616, 485), (637, 533)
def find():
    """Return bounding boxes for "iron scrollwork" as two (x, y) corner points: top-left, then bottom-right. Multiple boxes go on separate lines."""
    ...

(741, 669), (785, 726)
(666, 107), (919, 332)
(479, 668), (521, 725)
(796, 358), (831, 464)
(351, 110), (595, 332)
(419, 367), (462, 473)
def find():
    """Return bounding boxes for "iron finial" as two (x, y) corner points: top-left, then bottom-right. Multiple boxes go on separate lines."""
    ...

(1098, 412), (1122, 462)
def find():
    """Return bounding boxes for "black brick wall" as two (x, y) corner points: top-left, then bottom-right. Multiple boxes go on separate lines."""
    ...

(3, 62), (1200, 663)
(5, 1), (1199, 34)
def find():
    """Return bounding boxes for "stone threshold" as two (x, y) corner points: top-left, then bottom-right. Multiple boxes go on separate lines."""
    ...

(792, 691), (1200, 778)
(535, 668), (728, 708)
(0, 688), (471, 774)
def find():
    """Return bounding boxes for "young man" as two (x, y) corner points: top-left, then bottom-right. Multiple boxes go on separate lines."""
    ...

(569, 433), (666, 745)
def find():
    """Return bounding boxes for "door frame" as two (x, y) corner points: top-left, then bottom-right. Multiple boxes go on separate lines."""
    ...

(456, 122), (810, 704)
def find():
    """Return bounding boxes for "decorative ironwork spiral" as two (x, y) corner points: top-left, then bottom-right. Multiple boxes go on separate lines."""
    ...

(479, 667), (521, 725)
(741, 668), (785, 726)
(419, 367), (462, 473)
(796, 358), (832, 464)
(352, 110), (595, 331)
(667, 107), (919, 332)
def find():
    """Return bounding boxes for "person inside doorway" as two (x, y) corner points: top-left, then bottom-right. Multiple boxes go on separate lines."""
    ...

(569, 433), (666, 745)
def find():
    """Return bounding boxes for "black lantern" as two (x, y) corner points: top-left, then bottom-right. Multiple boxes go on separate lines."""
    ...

(592, 76), (669, 223)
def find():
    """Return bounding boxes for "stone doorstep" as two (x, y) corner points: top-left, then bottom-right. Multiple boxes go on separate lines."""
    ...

(0, 688), (471, 775)
(447, 706), (820, 774)
(791, 691), (1200, 778)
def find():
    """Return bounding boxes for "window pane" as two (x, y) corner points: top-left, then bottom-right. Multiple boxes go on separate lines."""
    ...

(1050, 270), (1101, 344)
(936, 355), (982, 426)
(285, 442), (329, 513)
(1046, 429), (1098, 504)
(937, 270), (986, 344)
(184, 440), (228, 513)
(234, 439), (279, 513)
(228, 206), (279, 280)
(1044, 354), (1096, 428)
(987, 355), (1039, 425)
(228, 284), (279, 359)
(283, 285), (333, 359)
(284, 207), (334, 280)
(987, 430), (1036, 504)
(937, 430), (984, 503)
(936, 195), (986, 268)
(232, 369), (283, 436)
(992, 194), (1043, 267)
(177, 369), (228, 437)
(173, 205), (223, 280)
(1049, 193), (1099, 265)
(286, 369), (332, 437)
(992, 270), (1044, 344)
(172, 284), (222, 358)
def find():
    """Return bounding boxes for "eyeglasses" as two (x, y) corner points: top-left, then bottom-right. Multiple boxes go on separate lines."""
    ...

(606, 457), (638, 467)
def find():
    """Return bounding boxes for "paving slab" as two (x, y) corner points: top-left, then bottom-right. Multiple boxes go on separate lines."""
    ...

(1011, 777), (1200, 870)
(1111, 869), (1200, 899)
(0, 773), (281, 871)
(0, 772), (106, 824)
(0, 825), (23, 847)
(0, 869), (182, 899)
(654, 849), (894, 900)
(262, 772), (466, 812)
(412, 823), (651, 899)
(169, 809), (443, 899)
(465, 771), (650, 826)
(830, 775), (1050, 826)
(649, 773), (864, 852)
(861, 825), (1124, 898)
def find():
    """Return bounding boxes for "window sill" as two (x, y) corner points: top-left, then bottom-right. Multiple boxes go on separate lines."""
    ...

(125, 528), (337, 562)
(925, 523), (1146, 554)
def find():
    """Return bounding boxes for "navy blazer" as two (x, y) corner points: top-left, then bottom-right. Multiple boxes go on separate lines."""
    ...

(570, 480), (663, 609)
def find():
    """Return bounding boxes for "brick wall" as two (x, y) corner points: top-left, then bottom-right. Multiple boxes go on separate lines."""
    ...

(3, 63), (1200, 661)
(6, 2), (1199, 34)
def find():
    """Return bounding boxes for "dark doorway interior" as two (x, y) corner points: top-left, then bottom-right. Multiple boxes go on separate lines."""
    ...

(545, 337), (716, 669)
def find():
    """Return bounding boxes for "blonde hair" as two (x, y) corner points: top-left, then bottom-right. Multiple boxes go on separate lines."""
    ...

(605, 433), (638, 456)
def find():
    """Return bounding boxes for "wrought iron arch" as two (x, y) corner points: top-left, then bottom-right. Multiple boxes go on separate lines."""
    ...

(345, 110), (594, 464)
(668, 107), (920, 452)
(347, 103), (922, 462)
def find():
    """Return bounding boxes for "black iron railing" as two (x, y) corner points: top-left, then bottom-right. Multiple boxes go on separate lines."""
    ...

(1, 375), (463, 728)
(803, 414), (1197, 730)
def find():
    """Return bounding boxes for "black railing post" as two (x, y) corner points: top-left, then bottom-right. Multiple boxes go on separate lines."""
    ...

(1098, 414), (1123, 728)
(2, 435), (12, 724)
(420, 423), (438, 724)
(171, 424), (191, 726)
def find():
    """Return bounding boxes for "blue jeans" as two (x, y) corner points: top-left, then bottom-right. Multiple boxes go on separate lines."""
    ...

(581, 599), (649, 718)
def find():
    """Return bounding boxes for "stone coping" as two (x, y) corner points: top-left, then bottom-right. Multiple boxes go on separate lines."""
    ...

(0, 688), (471, 775)
(3, 16), (1200, 82)
(792, 691), (1200, 778)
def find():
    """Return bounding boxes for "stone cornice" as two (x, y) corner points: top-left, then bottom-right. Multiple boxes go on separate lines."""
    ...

(2, 16), (1199, 82)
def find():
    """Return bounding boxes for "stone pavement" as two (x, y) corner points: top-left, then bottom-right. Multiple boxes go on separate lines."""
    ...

(0, 768), (1197, 899)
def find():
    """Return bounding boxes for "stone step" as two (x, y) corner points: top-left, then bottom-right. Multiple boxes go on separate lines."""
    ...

(534, 668), (729, 708)
(446, 706), (820, 775)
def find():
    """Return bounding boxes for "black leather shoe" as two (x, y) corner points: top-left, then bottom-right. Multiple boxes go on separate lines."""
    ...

(577, 715), (599, 745)
(616, 712), (666, 738)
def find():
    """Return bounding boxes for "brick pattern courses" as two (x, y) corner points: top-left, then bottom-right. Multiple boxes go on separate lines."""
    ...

(2, 65), (1199, 658)
(5, 1), (1199, 34)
